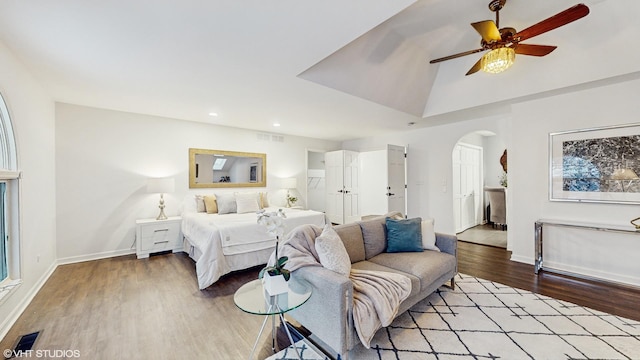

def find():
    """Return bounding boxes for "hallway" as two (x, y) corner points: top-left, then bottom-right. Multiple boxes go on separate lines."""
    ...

(457, 223), (507, 248)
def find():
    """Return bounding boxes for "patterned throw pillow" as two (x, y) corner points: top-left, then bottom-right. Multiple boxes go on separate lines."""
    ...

(315, 225), (351, 277)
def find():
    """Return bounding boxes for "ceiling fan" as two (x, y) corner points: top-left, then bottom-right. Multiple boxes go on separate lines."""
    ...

(429, 1), (590, 75)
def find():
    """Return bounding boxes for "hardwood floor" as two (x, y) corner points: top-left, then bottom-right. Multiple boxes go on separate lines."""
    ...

(1, 243), (639, 359)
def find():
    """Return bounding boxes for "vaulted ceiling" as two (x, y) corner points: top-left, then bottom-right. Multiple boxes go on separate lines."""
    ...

(0, 0), (638, 141)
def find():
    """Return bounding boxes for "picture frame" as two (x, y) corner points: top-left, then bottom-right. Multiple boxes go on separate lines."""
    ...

(549, 123), (640, 204)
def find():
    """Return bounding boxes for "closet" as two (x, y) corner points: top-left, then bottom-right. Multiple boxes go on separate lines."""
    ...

(325, 145), (406, 225)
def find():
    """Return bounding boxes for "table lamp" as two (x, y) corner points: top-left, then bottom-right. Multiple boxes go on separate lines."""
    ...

(281, 177), (297, 208)
(147, 177), (175, 220)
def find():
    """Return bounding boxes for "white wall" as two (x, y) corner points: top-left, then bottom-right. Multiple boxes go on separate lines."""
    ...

(0, 42), (57, 338)
(509, 78), (640, 286)
(55, 103), (340, 262)
(343, 114), (510, 234)
(346, 77), (640, 287)
(483, 136), (506, 188)
(359, 150), (387, 216)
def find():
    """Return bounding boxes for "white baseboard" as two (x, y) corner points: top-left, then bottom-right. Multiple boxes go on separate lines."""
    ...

(0, 261), (57, 341)
(543, 260), (640, 288)
(57, 248), (135, 266)
(510, 254), (534, 265)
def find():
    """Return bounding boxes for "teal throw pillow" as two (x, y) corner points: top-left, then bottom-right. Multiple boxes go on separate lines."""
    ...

(385, 217), (424, 253)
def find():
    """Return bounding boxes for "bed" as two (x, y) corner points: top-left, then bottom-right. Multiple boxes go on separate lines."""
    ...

(181, 202), (326, 289)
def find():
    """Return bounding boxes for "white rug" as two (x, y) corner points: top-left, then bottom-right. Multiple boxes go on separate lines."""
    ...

(267, 274), (640, 360)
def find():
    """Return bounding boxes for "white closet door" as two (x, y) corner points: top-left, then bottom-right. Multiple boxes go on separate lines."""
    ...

(325, 150), (344, 224)
(387, 145), (406, 215)
(343, 151), (360, 224)
(453, 143), (483, 233)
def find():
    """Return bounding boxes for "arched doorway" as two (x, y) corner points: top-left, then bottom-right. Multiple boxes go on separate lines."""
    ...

(452, 130), (508, 248)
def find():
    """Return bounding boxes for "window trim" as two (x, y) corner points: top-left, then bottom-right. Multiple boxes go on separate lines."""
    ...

(0, 92), (20, 304)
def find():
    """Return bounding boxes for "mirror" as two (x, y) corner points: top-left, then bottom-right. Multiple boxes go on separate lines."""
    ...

(189, 148), (267, 188)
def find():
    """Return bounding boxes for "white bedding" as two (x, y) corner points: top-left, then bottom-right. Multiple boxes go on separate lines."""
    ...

(181, 207), (326, 289)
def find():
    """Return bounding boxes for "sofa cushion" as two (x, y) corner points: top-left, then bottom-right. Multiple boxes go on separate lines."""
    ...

(351, 261), (421, 299)
(315, 225), (351, 277)
(333, 223), (366, 263)
(368, 251), (456, 292)
(385, 217), (424, 253)
(358, 218), (387, 259)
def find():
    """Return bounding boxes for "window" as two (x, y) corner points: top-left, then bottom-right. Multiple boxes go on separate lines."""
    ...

(0, 182), (6, 282)
(0, 92), (20, 301)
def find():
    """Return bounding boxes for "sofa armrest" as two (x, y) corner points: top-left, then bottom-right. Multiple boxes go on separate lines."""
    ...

(435, 232), (457, 257)
(288, 266), (353, 356)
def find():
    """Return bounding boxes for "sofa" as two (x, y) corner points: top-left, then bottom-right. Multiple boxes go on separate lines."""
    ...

(288, 212), (458, 359)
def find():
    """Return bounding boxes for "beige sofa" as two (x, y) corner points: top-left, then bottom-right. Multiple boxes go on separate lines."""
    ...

(289, 213), (458, 359)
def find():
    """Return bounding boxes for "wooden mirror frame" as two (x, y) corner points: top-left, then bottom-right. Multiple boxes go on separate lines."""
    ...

(189, 148), (267, 188)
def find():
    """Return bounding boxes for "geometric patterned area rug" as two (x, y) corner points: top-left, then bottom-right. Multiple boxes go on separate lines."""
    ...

(266, 274), (640, 360)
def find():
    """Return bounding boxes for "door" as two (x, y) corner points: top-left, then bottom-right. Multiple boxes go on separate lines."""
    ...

(386, 144), (406, 215)
(342, 151), (360, 224)
(453, 143), (483, 233)
(325, 150), (344, 224)
(325, 150), (360, 224)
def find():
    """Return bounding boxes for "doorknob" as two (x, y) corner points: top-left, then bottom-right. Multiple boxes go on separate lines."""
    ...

(386, 193), (395, 196)
(338, 189), (344, 193)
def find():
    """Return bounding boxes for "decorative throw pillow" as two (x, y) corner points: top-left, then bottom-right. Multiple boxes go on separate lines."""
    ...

(195, 195), (206, 212)
(315, 225), (351, 277)
(203, 195), (218, 214)
(235, 192), (260, 214)
(215, 193), (237, 214)
(421, 218), (440, 251)
(259, 192), (269, 208)
(385, 217), (424, 253)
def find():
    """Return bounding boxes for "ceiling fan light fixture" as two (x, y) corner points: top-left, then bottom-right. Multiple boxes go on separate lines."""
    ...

(481, 47), (515, 74)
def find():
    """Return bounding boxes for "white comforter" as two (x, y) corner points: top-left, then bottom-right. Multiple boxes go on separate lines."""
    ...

(181, 207), (326, 289)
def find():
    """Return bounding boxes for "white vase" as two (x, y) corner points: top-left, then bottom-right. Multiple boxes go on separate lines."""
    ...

(263, 273), (288, 296)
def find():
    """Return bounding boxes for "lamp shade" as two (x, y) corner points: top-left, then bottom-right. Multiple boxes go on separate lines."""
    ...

(147, 177), (175, 194)
(281, 177), (297, 189)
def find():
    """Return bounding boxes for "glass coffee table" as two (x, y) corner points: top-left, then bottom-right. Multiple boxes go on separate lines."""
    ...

(234, 278), (312, 360)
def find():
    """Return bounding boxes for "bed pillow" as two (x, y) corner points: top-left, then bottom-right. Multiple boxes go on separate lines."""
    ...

(259, 192), (270, 208)
(215, 193), (237, 214)
(235, 192), (260, 214)
(385, 217), (424, 253)
(195, 195), (206, 212)
(421, 218), (440, 251)
(315, 225), (351, 277)
(203, 195), (218, 214)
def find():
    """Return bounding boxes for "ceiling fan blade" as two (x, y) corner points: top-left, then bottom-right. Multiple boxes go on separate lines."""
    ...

(512, 43), (557, 56)
(430, 48), (485, 64)
(471, 20), (501, 43)
(465, 58), (483, 76)
(514, 4), (590, 43)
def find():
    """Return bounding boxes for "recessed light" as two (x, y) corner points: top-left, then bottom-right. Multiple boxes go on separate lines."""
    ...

(273, 123), (281, 127)
(208, 112), (218, 117)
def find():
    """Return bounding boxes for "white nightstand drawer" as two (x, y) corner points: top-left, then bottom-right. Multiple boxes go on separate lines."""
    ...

(136, 217), (182, 259)
(140, 223), (180, 251)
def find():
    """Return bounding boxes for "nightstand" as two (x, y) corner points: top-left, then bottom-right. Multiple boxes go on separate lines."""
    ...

(135, 216), (182, 259)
